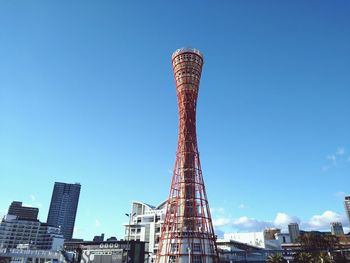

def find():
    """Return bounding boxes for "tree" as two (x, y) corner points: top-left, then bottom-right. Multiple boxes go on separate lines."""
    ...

(297, 232), (338, 253)
(295, 233), (341, 262)
(294, 252), (313, 263)
(266, 253), (286, 263)
(317, 252), (335, 263)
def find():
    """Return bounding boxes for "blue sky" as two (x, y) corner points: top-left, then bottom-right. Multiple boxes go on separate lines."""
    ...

(0, 1), (350, 240)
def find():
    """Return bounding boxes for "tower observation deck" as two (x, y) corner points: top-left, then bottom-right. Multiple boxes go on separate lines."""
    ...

(156, 48), (219, 263)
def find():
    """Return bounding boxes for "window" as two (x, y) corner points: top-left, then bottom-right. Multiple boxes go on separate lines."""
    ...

(171, 243), (179, 252)
(193, 256), (201, 263)
(193, 243), (201, 252)
(209, 244), (214, 253)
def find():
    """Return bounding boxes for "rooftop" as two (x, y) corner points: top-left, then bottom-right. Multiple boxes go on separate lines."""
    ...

(172, 48), (203, 59)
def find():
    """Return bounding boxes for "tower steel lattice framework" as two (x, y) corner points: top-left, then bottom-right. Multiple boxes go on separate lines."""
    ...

(156, 48), (219, 263)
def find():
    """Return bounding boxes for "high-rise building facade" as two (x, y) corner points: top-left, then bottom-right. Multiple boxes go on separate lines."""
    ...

(156, 48), (219, 263)
(288, 223), (300, 243)
(8, 201), (39, 220)
(331, 222), (344, 236)
(344, 196), (350, 228)
(47, 182), (81, 240)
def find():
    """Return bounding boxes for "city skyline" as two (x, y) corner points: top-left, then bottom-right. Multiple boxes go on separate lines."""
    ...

(1, 1), (350, 240)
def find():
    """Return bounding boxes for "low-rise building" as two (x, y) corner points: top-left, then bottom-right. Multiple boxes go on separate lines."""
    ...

(223, 230), (290, 250)
(64, 240), (145, 263)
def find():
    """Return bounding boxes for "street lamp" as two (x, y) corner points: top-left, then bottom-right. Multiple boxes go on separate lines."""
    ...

(187, 247), (191, 263)
(125, 212), (136, 263)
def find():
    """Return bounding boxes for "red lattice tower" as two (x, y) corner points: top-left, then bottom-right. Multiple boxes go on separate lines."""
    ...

(156, 48), (219, 263)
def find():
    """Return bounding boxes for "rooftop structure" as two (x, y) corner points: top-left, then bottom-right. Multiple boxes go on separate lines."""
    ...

(8, 201), (39, 220)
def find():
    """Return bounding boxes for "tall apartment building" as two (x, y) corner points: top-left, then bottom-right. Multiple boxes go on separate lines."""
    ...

(330, 222), (344, 236)
(288, 223), (300, 243)
(0, 214), (64, 250)
(47, 182), (81, 241)
(124, 201), (166, 257)
(8, 201), (39, 220)
(344, 196), (350, 228)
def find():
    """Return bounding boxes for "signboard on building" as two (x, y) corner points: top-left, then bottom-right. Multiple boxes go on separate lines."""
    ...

(81, 248), (123, 263)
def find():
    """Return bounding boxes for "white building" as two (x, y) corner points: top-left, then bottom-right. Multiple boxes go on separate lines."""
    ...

(224, 232), (265, 248)
(124, 201), (166, 257)
(0, 214), (64, 250)
(223, 230), (290, 250)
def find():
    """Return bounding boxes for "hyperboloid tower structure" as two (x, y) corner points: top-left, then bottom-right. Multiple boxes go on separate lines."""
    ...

(156, 48), (219, 263)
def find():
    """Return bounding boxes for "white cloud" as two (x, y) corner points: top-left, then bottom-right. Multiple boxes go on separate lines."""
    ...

(232, 216), (272, 230)
(213, 215), (273, 231)
(213, 217), (231, 227)
(213, 211), (347, 233)
(273, 213), (300, 229)
(213, 210), (349, 233)
(304, 211), (346, 230)
(95, 219), (101, 228)
(324, 147), (349, 169)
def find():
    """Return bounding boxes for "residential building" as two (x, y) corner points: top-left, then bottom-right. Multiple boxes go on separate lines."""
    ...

(124, 201), (166, 257)
(288, 223), (300, 243)
(47, 182), (81, 240)
(8, 201), (39, 220)
(331, 222), (344, 236)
